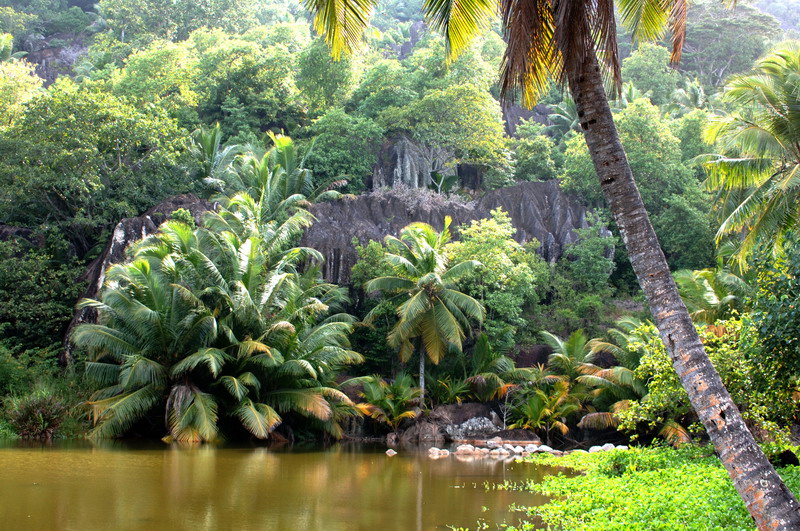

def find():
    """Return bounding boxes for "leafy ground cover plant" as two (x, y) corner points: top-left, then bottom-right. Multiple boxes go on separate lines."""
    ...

(494, 446), (800, 530)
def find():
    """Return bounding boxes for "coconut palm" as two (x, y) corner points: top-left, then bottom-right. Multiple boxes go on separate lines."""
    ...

(306, 0), (800, 522)
(353, 373), (421, 433)
(508, 381), (580, 445)
(674, 267), (753, 324)
(466, 332), (535, 402)
(704, 44), (800, 269)
(543, 94), (580, 139)
(365, 217), (485, 405)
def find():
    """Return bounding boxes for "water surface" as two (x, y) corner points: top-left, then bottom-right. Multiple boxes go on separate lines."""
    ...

(0, 441), (562, 530)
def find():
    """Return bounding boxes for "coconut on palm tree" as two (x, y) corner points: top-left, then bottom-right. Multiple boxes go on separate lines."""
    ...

(365, 217), (485, 405)
(307, 0), (800, 524)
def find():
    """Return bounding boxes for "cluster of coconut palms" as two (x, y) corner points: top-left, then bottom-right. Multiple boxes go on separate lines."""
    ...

(72, 131), (362, 442)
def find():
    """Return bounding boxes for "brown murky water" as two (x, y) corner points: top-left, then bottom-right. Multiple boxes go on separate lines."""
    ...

(0, 441), (562, 531)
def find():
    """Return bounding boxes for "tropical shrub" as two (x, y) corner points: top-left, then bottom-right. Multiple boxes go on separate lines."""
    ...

(465, 333), (535, 403)
(616, 318), (795, 443)
(4, 386), (67, 440)
(558, 215), (616, 293)
(508, 382), (580, 445)
(352, 373), (420, 432)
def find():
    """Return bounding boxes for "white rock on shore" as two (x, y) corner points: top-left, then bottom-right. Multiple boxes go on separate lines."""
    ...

(455, 444), (475, 454)
(486, 437), (503, 448)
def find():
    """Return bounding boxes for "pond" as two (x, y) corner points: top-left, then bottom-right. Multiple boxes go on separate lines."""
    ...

(0, 441), (565, 530)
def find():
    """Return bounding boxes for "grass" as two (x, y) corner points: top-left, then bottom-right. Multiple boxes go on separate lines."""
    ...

(489, 446), (800, 530)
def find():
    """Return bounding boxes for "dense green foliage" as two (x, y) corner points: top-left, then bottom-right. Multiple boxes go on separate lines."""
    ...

(71, 137), (362, 441)
(497, 447), (800, 530)
(445, 209), (547, 348)
(1, 0), (799, 453)
(750, 240), (800, 394)
(0, 80), (192, 256)
(561, 98), (713, 270)
(0, 241), (85, 352)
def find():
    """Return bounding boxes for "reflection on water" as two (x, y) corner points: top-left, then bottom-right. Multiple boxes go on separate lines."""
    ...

(0, 440), (562, 531)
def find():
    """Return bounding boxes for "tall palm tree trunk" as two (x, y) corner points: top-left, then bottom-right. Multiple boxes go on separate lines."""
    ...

(419, 352), (425, 408)
(567, 52), (800, 529)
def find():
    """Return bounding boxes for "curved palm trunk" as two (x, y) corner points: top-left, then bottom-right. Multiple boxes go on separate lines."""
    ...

(567, 52), (800, 529)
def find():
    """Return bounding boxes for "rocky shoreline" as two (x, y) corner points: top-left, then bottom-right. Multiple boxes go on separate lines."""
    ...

(384, 438), (629, 458)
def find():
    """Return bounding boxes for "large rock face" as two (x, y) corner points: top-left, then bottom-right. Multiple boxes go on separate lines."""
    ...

(370, 135), (455, 190)
(302, 180), (596, 285)
(502, 101), (551, 137)
(60, 194), (211, 365)
(24, 33), (89, 86)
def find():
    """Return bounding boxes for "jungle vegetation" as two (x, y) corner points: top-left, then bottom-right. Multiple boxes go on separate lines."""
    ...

(1, 0), (800, 523)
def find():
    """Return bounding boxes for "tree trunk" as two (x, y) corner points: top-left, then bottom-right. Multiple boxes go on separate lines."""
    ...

(419, 352), (426, 408)
(566, 51), (800, 529)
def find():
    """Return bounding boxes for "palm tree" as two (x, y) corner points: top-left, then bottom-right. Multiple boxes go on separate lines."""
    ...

(190, 124), (241, 189)
(666, 77), (712, 117)
(219, 133), (345, 214)
(72, 169), (362, 441)
(543, 94), (580, 139)
(611, 81), (651, 111)
(509, 381), (580, 445)
(308, 0), (800, 523)
(674, 267), (752, 324)
(577, 318), (650, 430)
(365, 217), (485, 405)
(466, 332), (535, 402)
(352, 374), (421, 433)
(540, 330), (596, 404)
(704, 44), (800, 268)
